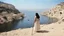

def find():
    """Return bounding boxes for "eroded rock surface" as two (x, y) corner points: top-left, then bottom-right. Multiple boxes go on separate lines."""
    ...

(0, 1), (24, 24)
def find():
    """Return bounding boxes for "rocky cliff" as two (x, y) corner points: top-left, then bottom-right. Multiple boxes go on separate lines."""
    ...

(41, 2), (64, 21)
(0, 1), (24, 24)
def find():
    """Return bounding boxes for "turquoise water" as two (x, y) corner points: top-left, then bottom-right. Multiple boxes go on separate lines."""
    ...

(0, 10), (58, 32)
(14, 10), (49, 29)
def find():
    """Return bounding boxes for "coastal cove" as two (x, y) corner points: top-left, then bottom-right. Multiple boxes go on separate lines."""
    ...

(0, 0), (64, 36)
(0, 10), (58, 32)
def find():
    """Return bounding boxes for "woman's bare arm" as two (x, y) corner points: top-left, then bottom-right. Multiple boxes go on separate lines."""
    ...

(34, 16), (36, 23)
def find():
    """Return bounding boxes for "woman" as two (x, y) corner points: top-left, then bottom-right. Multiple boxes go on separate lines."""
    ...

(34, 13), (40, 32)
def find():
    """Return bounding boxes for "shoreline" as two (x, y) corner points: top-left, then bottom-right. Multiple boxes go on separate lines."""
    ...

(0, 2), (64, 36)
(0, 21), (64, 36)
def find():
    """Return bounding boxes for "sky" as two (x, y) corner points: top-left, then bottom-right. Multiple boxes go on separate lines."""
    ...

(0, 0), (64, 10)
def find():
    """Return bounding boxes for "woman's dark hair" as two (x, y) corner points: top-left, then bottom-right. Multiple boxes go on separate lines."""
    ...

(35, 13), (40, 19)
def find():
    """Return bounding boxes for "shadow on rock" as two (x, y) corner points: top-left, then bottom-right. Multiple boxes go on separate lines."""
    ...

(0, 20), (21, 33)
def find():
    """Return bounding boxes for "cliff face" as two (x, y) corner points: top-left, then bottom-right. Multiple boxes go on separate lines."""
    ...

(0, 1), (20, 13)
(42, 2), (64, 20)
(0, 1), (24, 24)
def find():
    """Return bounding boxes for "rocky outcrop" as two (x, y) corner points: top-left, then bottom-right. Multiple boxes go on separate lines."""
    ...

(0, 1), (24, 24)
(41, 2), (64, 21)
